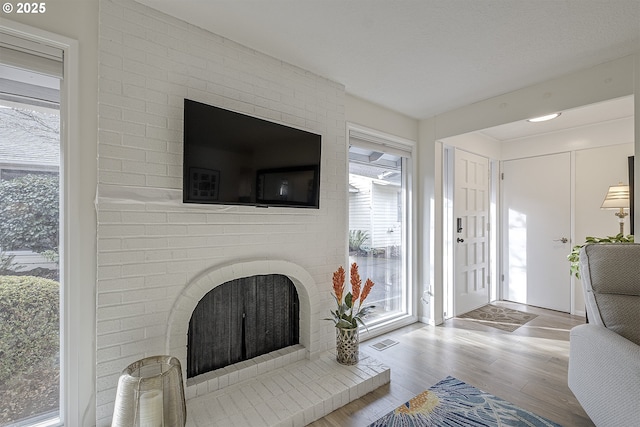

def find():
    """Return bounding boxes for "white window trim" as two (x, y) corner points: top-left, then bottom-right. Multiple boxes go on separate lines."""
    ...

(346, 122), (418, 339)
(0, 18), (89, 426)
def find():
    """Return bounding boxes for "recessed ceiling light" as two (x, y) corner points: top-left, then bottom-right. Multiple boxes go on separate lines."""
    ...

(527, 112), (561, 123)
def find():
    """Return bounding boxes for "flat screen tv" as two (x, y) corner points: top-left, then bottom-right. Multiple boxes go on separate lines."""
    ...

(183, 99), (321, 208)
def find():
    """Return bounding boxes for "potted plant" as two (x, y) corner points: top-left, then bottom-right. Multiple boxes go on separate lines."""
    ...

(326, 263), (375, 365)
(568, 233), (634, 278)
(348, 230), (369, 254)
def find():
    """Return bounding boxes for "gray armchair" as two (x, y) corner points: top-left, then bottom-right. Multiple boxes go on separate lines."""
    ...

(568, 243), (640, 427)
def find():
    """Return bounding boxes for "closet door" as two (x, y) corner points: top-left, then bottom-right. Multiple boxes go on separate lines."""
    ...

(502, 153), (571, 312)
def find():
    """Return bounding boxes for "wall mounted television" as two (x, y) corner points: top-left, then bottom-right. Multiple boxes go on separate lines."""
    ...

(183, 99), (321, 208)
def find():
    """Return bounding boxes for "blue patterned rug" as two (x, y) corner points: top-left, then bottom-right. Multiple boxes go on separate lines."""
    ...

(369, 376), (562, 427)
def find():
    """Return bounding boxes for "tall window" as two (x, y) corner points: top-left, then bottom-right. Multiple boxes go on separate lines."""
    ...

(348, 128), (413, 327)
(0, 33), (62, 427)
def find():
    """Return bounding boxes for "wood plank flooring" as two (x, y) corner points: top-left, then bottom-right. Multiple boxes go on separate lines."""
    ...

(309, 301), (594, 427)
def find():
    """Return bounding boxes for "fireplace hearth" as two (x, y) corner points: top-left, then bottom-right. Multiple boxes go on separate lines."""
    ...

(162, 260), (390, 426)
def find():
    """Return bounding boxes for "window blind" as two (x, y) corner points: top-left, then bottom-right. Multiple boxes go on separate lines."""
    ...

(0, 32), (63, 78)
(349, 129), (413, 158)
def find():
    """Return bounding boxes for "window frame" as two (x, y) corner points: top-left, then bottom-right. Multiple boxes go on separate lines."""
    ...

(0, 19), (86, 426)
(346, 123), (418, 337)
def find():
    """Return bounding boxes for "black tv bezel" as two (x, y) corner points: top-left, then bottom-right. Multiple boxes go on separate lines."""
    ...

(182, 99), (322, 209)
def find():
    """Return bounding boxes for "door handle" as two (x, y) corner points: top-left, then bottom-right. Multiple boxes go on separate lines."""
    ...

(554, 237), (568, 243)
(457, 238), (464, 243)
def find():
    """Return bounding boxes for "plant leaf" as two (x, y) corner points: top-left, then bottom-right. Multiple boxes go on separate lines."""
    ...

(345, 292), (353, 309)
(336, 319), (354, 329)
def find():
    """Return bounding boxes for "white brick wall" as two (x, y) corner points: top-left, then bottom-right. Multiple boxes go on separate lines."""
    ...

(96, 0), (347, 424)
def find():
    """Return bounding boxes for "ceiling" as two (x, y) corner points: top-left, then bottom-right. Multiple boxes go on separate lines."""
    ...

(136, 0), (639, 122)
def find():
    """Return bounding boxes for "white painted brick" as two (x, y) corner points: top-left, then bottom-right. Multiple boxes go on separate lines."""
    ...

(97, 318), (121, 335)
(97, 291), (122, 305)
(97, 0), (346, 424)
(97, 345), (121, 363)
(120, 311), (165, 331)
(145, 175), (181, 188)
(100, 116), (147, 136)
(97, 302), (145, 321)
(252, 381), (274, 401)
(218, 393), (240, 417)
(121, 236), (168, 250)
(97, 265), (122, 282)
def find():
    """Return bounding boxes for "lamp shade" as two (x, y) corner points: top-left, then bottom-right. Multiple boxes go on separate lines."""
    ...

(112, 355), (186, 427)
(601, 184), (630, 209)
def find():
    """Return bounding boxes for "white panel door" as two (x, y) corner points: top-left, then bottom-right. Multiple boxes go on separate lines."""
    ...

(454, 149), (490, 315)
(502, 153), (571, 312)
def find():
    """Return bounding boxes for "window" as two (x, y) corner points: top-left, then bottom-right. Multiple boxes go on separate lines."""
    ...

(0, 34), (62, 427)
(348, 127), (414, 328)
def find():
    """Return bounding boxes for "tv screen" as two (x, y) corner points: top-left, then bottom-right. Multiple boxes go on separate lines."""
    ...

(183, 99), (321, 208)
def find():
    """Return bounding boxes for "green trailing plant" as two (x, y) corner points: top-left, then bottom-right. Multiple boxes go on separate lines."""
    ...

(0, 275), (59, 384)
(348, 229), (369, 252)
(568, 233), (634, 278)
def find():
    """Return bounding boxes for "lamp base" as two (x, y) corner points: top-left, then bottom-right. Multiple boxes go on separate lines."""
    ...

(615, 208), (628, 235)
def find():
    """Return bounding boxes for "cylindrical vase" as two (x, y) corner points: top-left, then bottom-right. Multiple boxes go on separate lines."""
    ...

(112, 355), (186, 427)
(336, 327), (359, 365)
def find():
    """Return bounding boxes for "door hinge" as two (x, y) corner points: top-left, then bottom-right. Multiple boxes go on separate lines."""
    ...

(501, 274), (505, 282)
(501, 172), (504, 180)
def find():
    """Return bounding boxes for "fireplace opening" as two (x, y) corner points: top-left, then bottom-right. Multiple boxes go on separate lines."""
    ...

(187, 274), (299, 378)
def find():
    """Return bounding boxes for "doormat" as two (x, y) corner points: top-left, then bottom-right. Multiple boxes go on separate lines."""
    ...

(456, 304), (538, 332)
(368, 376), (561, 426)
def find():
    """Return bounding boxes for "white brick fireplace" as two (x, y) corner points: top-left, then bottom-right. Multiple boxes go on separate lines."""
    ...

(95, 0), (361, 424)
(166, 259), (318, 390)
(164, 259), (390, 427)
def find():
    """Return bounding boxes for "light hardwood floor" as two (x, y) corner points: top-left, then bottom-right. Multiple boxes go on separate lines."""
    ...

(310, 301), (594, 427)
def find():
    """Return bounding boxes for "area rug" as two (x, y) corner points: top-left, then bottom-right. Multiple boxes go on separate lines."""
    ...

(369, 376), (561, 427)
(456, 304), (538, 332)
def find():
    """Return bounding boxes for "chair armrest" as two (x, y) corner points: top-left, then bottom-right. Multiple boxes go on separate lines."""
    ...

(569, 324), (640, 427)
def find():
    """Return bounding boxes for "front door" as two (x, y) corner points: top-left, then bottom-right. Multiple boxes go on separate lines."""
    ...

(501, 153), (571, 312)
(454, 149), (490, 315)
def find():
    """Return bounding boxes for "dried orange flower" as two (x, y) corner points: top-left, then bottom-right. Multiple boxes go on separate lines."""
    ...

(361, 278), (374, 303)
(326, 262), (376, 330)
(332, 266), (345, 304)
(350, 262), (361, 301)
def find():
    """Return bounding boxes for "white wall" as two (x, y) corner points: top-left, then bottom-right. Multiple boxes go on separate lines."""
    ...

(574, 143), (634, 310)
(345, 94), (418, 142)
(1, 4), (98, 426)
(575, 143), (635, 240)
(440, 131), (501, 160)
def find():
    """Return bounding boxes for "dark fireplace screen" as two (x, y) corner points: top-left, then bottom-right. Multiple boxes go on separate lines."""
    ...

(187, 274), (299, 378)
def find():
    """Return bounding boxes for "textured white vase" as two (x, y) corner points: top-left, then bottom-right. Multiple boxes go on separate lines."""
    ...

(336, 327), (359, 365)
